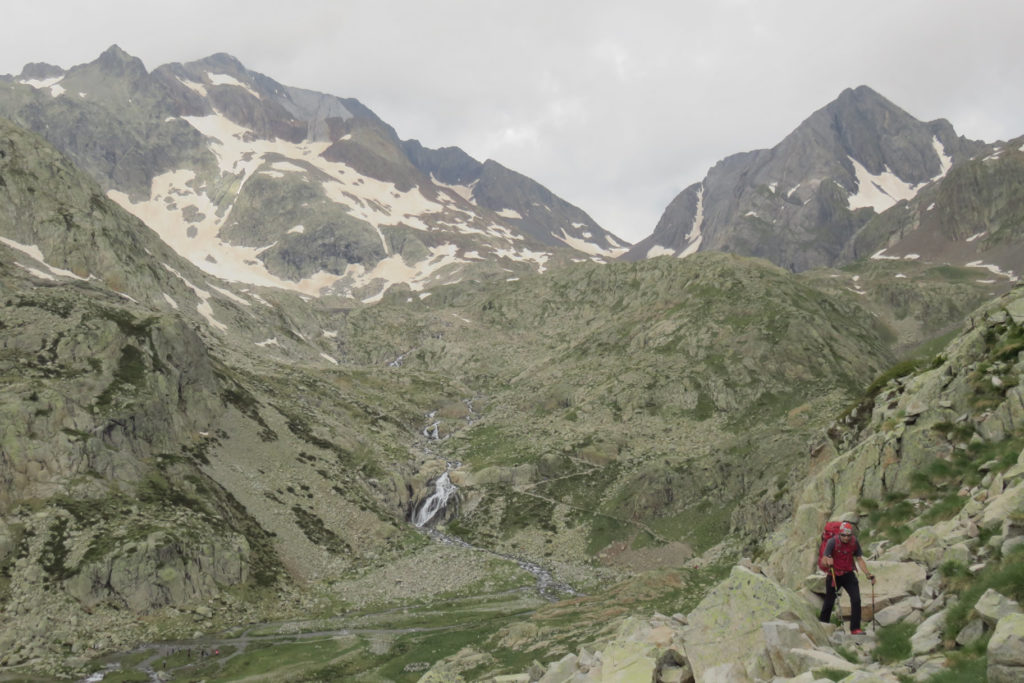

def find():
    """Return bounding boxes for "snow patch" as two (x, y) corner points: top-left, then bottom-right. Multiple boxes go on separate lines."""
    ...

(19, 76), (65, 97)
(895, 273), (907, 279)
(176, 77), (208, 97)
(0, 237), (89, 280)
(256, 338), (281, 347)
(271, 161), (307, 174)
(347, 244), (467, 303)
(646, 245), (676, 258)
(847, 157), (921, 212)
(675, 185), (706, 259)
(966, 261), (1019, 282)
(870, 249), (901, 261)
(207, 72), (261, 99)
(320, 353), (338, 365)
(966, 231), (987, 243)
(288, 225), (305, 234)
(555, 229), (627, 258)
(496, 208), (523, 220)
(162, 264), (229, 331)
(926, 203), (936, 211)
(209, 284), (251, 307)
(12, 263), (55, 280)
(162, 293), (179, 310)
(932, 137), (953, 177)
(768, 182), (777, 193)
(431, 175), (477, 203)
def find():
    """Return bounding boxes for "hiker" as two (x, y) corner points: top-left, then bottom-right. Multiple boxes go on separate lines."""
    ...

(819, 521), (875, 634)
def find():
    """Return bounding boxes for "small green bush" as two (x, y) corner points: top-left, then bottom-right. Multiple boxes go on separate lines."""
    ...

(925, 653), (988, 682)
(873, 622), (915, 663)
(944, 546), (1024, 640)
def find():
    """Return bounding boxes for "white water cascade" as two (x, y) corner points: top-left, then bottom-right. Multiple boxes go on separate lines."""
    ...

(413, 472), (458, 527)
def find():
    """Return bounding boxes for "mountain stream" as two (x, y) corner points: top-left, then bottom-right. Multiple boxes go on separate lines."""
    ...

(411, 440), (579, 602)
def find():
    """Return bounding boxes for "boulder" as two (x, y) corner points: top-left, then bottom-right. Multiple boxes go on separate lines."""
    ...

(981, 482), (1024, 530)
(874, 600), (915, 628)
(910, 609), (947, 655)
(955, 618), (987, 646)
(974, 589), (1023, 627)
(779, 648), (860, 678)
(988, 613), (1024, 683)
(762, 620), (816, 677)
(599, 638), (657, 680)
(700, 662), (752, 683)
(537, 653), (578, 683)
(682, 566), (826, 680)
(653, 649), (693, 683)
(1003, 462), (1024, 486)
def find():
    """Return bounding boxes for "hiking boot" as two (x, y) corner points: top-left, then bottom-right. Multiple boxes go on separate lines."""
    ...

(850, 629), (865, 635)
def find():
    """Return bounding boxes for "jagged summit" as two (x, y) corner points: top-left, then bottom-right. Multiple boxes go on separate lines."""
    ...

(0, 47), (627, 303)
(625, 85), (992, 273)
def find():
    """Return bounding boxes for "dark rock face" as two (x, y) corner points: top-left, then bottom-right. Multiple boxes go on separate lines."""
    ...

(627, 86), (988, 271)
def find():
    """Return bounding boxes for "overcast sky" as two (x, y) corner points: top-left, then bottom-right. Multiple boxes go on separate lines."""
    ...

(3, 1), (1022, 244)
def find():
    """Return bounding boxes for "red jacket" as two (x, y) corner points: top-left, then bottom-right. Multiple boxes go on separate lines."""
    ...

(826, 536), (860, 574)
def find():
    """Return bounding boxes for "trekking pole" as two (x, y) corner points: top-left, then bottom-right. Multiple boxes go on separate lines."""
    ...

(871, 579), (877, 633)
(830, 567), (844, 632)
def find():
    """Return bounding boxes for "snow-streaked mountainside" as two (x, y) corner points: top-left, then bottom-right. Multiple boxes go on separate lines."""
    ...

(0, 46), (628, 302)
(626, 86), (1023, 282)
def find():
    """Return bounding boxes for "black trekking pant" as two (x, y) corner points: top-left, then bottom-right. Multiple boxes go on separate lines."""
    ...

(819, 571), (862, 631)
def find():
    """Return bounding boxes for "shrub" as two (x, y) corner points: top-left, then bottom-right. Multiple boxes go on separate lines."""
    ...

(873, 622), (914, 663)
(944, 546), (1024, 641)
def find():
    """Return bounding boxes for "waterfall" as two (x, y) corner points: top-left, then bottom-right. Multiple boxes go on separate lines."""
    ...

(413, 472), (458, 527)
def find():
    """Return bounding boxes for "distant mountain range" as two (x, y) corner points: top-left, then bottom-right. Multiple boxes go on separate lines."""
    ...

(1, 46), (627, 302)
(3, 48), (1021, 295)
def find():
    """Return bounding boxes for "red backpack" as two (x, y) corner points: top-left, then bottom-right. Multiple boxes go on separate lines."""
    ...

(817, 521), (844, 572)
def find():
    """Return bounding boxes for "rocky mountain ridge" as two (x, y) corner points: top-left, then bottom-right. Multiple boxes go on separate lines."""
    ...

(627, 86), (1023, 286)
(1, 46), (627, 304)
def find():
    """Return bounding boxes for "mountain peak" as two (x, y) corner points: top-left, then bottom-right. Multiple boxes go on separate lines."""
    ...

(16, 62), (64, 81)
(94, 44), (147, 77)
(190, 52), (247, 76)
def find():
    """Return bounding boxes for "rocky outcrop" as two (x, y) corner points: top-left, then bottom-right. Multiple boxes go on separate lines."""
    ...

(988, 612), (1024, 683)
(65, 530), (249, 612)
(682, 566), (828, 680)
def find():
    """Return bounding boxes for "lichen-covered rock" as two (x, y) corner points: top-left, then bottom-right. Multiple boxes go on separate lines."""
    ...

(988, 612), (1024, 683)
(683, 566), (826, 680)
(65, 530), (249, 612)
(974, 589), (1023, 627)
(910, 608), (947, 655)
(981, 482), (1024, 530)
